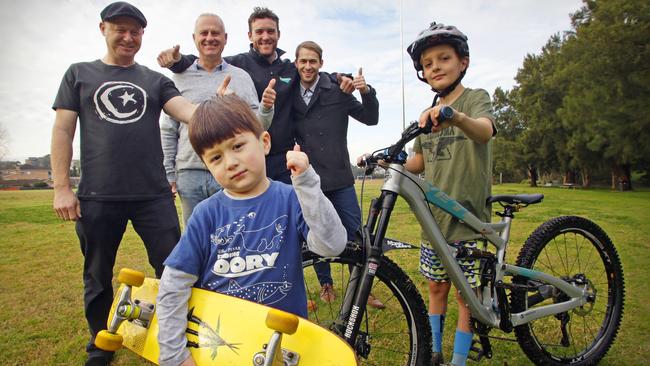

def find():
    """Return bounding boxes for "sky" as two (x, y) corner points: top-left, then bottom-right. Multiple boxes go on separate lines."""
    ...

(0, 0), (583, 163)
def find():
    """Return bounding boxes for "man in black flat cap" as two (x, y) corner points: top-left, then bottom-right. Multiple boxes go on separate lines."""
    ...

(50, 2), (200, 365)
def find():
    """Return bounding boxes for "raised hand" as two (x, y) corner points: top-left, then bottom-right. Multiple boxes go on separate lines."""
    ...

(337, 73), (355, 94)
(353, 67), (370, 94)
(261, 78), (276, 110)
(217, 75), (233, 97)
(157, 45), (181, 68)
(286, 144), (309, 177)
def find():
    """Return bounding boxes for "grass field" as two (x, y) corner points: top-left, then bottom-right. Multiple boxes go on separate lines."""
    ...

(1, 182), (649, 365)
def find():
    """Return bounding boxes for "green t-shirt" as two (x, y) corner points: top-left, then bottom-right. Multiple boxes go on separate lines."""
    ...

(413, 88), (495, 242)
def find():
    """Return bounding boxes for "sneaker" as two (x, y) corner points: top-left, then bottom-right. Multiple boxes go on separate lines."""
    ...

(319, 283), (336, 303)
(432, 351), (444, 366)
(367, 293), (386, 309)
(85, 356), (111, 366)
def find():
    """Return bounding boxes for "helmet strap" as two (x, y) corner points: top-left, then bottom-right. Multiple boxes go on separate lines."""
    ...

(431, 93), (440, 108)
(417, 70), (427, 83)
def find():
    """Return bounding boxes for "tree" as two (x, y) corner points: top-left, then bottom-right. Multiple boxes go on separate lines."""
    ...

(491, 87), (526, 182)
(559, 0), (650, 190)
(512, 36), (572, 186)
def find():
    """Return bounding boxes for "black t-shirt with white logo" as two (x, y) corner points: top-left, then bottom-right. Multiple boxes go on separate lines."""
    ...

(53, 60), (181, 200)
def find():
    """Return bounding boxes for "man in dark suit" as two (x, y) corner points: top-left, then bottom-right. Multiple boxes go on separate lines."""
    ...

(292, 41), (384, 308)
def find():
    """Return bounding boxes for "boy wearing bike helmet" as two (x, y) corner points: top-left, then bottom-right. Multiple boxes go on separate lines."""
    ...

(404, 22), (496, 366)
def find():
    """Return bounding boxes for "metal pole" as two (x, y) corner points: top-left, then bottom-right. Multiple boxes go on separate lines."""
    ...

(400, 0), (406, 130)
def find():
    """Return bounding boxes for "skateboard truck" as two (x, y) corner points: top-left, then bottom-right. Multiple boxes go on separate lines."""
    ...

(252, 309), (300, 366)
(95, 268), (152, 352)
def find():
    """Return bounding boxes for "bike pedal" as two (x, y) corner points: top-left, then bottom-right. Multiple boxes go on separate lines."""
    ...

(468, 338), (487, 362)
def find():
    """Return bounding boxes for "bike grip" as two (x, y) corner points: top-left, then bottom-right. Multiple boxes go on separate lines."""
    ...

(438, 106), (454, 122)
(423, 106), (454, 133)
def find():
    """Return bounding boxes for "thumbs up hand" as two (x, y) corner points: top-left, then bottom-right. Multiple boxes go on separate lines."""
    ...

(217, 75), (233, 97)
(353, 67), (370, 94)
(286, 144), (309, 177)
(261, 78), (276, 110)
(157, 45), (181, 68)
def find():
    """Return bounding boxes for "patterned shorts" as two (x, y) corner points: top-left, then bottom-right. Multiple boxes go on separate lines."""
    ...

(419, 239), (481, 289)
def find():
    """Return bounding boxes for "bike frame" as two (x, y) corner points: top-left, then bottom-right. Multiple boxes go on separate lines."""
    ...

(380, 163), (590, 328)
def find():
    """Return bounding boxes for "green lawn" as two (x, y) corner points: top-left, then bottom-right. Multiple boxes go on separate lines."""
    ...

(1, 184), (648, 365)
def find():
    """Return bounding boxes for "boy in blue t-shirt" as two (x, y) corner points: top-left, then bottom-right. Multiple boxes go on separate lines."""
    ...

(156, 95), (347, 366)
(404, 22), (496, 366)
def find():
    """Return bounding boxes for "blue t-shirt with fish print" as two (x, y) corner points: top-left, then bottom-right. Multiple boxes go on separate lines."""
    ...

(164, 180), (310, 317)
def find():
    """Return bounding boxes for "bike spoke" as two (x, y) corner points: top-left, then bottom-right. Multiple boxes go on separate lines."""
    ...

(540, 245), (561, 278)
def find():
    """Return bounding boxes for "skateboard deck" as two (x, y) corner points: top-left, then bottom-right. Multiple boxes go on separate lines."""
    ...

(106, 276), (358, 365)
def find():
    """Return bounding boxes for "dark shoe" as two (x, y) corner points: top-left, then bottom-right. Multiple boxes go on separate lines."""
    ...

(319, 283), (336, 303)
(432, 351), (444, 365)
(85, 356), (111, 366)
(367, 293), (386, 309)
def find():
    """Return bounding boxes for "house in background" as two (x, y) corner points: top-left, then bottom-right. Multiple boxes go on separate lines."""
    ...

(0, 155), (81, 190)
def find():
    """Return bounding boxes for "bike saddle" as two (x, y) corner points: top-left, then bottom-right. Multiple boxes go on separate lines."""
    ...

(486, 193), (544, 205)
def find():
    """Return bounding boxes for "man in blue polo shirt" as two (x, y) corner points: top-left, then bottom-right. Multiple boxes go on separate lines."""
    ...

(160, 12), (275, 226)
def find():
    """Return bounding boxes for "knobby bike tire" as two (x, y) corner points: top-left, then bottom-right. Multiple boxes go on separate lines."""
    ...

(511, 216), (624, 366)
(303, 248), (431, 366)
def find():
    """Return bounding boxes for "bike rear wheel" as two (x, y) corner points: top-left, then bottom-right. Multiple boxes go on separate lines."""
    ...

(511, 216), (624, 366)
(303, 248), (431, 366)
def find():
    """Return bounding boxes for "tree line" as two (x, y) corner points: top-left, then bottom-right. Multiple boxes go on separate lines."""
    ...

(491, 0), (649, 190)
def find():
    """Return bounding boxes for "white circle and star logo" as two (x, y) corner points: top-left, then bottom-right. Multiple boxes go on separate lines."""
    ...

(93, 81), (147, 124)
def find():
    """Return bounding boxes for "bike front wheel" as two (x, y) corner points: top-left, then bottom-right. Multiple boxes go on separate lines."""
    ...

(303, 248), (431, 366)
(511, 216), (625, 366)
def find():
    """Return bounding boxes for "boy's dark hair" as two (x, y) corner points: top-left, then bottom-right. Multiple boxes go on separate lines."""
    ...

(189, 95), (264, 157)
(295, 41), (323, 61)
(248, 7), (279, 32)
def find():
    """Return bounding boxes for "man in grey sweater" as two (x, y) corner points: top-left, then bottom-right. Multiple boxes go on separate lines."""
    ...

(161, 13), (275, 225)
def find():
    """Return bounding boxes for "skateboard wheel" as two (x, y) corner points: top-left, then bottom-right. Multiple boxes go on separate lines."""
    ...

(95, 330), (123, 351)
(266, 308), (299, 335)
(117, 268), (145, 287)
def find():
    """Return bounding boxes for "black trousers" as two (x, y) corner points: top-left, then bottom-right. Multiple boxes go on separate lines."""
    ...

(76, 197), (180, 357)
(266, 151), (292, 184)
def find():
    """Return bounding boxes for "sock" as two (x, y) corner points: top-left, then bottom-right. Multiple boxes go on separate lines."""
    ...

(428, 314), (445, 353)
(451, 329), (473, 366)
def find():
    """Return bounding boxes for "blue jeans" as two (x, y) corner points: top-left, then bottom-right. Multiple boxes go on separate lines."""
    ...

(313, 185), (361, 285)
(177, 169), (222, 225)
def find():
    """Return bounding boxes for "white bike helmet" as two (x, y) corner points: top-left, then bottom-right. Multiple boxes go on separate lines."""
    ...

(407, 22), (469, 97)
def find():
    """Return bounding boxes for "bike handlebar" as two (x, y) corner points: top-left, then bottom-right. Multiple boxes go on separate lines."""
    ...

(360, 106), (454, 169)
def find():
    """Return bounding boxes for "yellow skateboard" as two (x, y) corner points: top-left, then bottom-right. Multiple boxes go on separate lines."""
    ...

(96, 268), (358, 365)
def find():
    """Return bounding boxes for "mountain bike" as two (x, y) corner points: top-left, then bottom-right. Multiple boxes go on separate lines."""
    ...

(301, 107), (624, 366)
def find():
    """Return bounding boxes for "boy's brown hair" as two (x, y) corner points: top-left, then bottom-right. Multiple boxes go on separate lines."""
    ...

(295, 41), (323, 61)
(189, 95), (264, 157)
